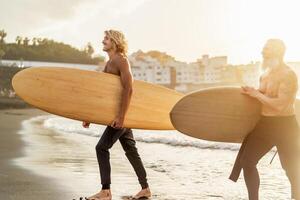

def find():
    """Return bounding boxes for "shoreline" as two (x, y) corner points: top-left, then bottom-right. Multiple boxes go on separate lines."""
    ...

(0, 108), (72, 200)
(0, 97), (32, 110)
(0, 108), (170, 199)
(0, 107), (292, 199)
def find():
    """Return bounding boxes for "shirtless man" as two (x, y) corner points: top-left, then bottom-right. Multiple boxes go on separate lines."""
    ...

(83, 30), (151, 200)
(229, 39), (300, 200)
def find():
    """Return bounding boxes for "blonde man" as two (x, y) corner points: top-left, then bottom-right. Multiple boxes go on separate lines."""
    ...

(83, 30), (151, 200)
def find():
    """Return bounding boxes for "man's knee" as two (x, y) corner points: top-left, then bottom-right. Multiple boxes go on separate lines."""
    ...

(125, 147), (139, 157)
(122, 140), (138, 155)
(241, 158), (258, 172)
(96, 141), (111, 152)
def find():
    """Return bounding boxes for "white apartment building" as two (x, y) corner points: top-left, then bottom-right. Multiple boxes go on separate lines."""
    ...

(222, 62), (260, 87)
(165, 60), (189, 83)
(202, 55), (227, 83)
(240, 62), (260, 87)
(129, 55), (171, 85)
(164, 60), (204, 84)
(129, 53), (261, 90)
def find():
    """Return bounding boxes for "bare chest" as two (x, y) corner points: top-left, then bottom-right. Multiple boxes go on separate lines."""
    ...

(259, 75), (281, 97)
(104, 62), (120, 76)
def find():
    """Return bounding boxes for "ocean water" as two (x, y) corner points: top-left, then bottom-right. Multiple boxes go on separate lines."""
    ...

(14, 114), (292, 200)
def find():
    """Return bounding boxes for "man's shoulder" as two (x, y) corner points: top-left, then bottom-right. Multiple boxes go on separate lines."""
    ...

(281, 66), (297, 84)
(112, 54), (130, 70)
(113, 54), (129, 63)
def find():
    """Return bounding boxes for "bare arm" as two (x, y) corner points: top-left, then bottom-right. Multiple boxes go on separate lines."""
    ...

(118, 58), (133, 118)
(110, 57), (133, 128)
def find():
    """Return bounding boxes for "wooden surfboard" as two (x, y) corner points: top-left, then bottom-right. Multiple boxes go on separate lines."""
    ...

(170, 87), (262, 143)
(12, 67), (184, 130)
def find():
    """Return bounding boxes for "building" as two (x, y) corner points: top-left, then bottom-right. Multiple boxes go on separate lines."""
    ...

(195, 55), (228, 83)
(129, 54), (171, 85)
(129, 52), (261, 93)
(221, 62), (260, 87)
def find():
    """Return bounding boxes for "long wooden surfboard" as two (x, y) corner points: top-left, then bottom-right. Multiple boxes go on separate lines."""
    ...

(170, 87), (262, 143)
(12, 67), (184, 130)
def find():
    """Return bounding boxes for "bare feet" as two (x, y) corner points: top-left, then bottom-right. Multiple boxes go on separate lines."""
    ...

(85, 189), (112, 200)
(132, 187), (151, 199)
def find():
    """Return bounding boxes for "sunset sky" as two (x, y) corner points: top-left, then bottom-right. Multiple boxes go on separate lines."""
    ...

(1, 0), (300, 64)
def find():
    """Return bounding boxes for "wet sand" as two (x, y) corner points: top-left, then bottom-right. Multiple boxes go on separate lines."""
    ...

(0, 109), (166, 200)
(0, 108), (71, 200)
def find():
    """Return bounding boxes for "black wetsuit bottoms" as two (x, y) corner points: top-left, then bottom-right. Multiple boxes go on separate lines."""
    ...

(229, 116), (300, 200)
(229, 115), (300, 185)
(95, 126), (148, 189)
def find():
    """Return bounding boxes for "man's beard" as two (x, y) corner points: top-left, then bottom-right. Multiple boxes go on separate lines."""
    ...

(262, 58), (280, 70)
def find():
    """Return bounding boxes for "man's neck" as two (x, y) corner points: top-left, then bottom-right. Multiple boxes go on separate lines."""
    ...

(269, 62), (286, 74)
(107, 50), (117, 60)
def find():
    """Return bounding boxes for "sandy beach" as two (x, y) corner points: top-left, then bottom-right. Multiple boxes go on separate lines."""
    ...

(1, 108), (182, 200)
(0, 108), (293, 200)
(0, 108), (157, 200)
(0, 108), (69, 200)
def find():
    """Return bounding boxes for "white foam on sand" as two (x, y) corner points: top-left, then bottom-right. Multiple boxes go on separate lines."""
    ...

(42, 115), (241, 151)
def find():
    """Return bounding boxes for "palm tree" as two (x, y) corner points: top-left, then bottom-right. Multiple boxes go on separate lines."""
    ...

(23, 37), (30, 46)
(36, 38), (43, 45)
(16, 36), (23, 45)
(32, 37), (38, 46)
(39, 38), (49, 45)
(85, 42), (94, 56)
(0, 30), (7, 44)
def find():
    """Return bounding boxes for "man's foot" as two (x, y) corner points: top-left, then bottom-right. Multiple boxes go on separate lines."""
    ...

(132, 187), (151, 199)
(85, 189), (112, 200)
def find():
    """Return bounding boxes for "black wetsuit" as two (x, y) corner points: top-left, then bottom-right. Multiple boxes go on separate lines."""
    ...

(230, 115), (300, 199)
(95, 126), (148, 190)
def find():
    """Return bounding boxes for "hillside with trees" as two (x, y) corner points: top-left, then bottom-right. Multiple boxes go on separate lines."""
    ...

(0, 29), (104, 64)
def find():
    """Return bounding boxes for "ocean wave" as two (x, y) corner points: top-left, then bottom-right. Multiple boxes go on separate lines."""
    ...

(21, 115), (240, 151)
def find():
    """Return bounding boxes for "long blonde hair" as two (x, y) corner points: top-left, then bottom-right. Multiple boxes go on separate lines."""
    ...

(104, 29), (128, 57)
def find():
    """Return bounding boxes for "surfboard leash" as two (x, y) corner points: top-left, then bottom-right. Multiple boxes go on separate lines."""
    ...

(270, 150), (278, 164)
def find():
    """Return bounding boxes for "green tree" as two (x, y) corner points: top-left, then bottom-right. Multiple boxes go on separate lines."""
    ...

(32, 37), (38, 46)
(0, 30), (7, 44)
(37, 38), (43, 45)
(15, 36), (23, 45)
(85, 42), (94, 56)
(2, 34), (104, 64)
(23, 37), (30, 46)
(39, 38), (50, 45)
(0, 49), (5, 60)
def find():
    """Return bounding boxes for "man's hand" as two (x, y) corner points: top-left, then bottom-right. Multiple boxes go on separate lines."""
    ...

(110, 115), (125, 129)
(241, 86), (261, 98)
(82, 121), (90, 128)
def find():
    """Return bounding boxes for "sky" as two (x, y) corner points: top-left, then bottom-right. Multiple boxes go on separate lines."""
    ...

(1, 0), (300, 64)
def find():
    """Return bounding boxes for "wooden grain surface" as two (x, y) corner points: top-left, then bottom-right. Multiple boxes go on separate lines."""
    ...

(170, 87), (262, 143)
(12, 67), (184, 130)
